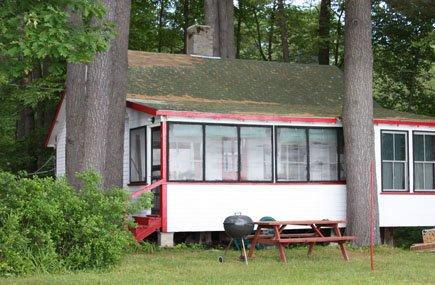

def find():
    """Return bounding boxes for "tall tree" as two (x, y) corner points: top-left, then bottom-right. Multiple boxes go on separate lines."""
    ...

(66, 0), (131, 188)
(343, 0), (380, 246)
(182, 0), (190, 53)
(204, 0), (235, 58)
(276, 0), (289, 62)
(318, 0), (331, 64)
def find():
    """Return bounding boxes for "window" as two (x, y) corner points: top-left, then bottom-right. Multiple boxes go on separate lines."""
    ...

(169, 124), (203, 180)
(413, 133), (435, 191)
(381, 131), (408, 191)
(130, 127), (146, 183)
(337, 128), (346, 180)
(276, 128), (307, 181)
(309, 129), (338, 181)
(151, 127), (161, 181)
(275, 127), (343, 182)
(240, 126), (272, 181)
(205, 125), (238, 181)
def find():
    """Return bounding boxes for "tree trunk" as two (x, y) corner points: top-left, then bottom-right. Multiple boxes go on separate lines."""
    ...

(343, 0), (380, 246)
(204, 0), (235, 58)
(66, 0), (131, 189)
(267, 1), (276, 61)
(334, 10), (343, 67)
(157, 0), (165, 52)
(235, 0), (243, 58)
(183, 0), (189, 54)
(276, 0), (289, 62)
(253, 6), (267, 61)
(318, 0), (331, 65)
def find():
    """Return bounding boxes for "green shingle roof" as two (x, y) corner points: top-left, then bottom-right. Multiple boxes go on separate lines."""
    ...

(127, 51), (434, 121)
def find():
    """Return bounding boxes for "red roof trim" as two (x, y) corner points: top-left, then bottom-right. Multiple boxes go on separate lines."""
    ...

(156, 110), (338, 124)
(44, 92), (65, 147)
(126, 101), (158, 116)
(374, 119), (435, 127)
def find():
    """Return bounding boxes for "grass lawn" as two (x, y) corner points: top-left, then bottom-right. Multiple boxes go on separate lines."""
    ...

(1, 246), (434, 284)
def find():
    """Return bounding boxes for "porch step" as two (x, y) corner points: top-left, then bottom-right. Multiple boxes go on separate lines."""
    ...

(130, 215), (162, 242)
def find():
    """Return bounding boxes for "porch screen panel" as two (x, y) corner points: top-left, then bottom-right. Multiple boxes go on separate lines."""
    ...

(309, 129), (338, 181)
(240, 126), (272, 181)
(381, 131), (407, 191)
(130, 127), (146, 182)
(169, 124), (203, 181)
(205, 125), (238, 181)
(413, 133), (435, 191)
(276, 128), (307, 181)
(151, 127), (161, 181)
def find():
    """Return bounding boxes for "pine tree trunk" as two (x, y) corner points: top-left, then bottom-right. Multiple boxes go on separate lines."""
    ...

(318, 0), (331, 65)
(343, 0), (380, 246)
(235, 0), (243, 59)
(267, 1), (276, 61)
(182, 0), (190, 54)
(204, 0), (235, 58)
(66, 0), (131, 189)
(276, 0), (289, 62)
(157, 0), (165, 52)
(253, 6), (267, 61)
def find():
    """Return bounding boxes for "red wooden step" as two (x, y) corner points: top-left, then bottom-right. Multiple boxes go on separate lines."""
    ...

(130, 215), (162, 242)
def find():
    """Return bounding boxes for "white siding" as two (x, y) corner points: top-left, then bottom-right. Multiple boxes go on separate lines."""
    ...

(55, 123), (66, 177)
(166, 183), (346, 232)
(375, 124), (435, 227)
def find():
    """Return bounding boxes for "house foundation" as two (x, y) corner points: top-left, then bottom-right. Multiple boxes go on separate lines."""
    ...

(158, 232), (174, 247)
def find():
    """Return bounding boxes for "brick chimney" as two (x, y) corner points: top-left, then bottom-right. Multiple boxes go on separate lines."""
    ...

(186, 25), (214, 57)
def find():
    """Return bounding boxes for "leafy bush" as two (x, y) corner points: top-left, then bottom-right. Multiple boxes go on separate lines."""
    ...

(0, 171), (135, 276)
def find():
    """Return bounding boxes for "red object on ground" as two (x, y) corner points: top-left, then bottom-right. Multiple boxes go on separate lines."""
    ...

(247, 220), (356, 263)
(130, 215), (162, 242)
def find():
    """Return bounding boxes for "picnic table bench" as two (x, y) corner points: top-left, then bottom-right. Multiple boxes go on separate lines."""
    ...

(247, 220), (356, 262)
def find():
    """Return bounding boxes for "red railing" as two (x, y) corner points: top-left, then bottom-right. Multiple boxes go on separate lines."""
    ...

(130, 179), (164, 199)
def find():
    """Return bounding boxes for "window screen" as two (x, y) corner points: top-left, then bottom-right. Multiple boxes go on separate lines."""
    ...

(381, 132), (407, 191)
(130, 127), (146, 183)
(205, 125), (238, 181)
(169, 124), (203, 180)
(414, 133), (435, 191)
(240, 126), (272, 181)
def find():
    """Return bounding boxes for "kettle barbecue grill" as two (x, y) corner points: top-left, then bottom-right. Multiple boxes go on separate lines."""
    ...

(219, 213), (254, 265)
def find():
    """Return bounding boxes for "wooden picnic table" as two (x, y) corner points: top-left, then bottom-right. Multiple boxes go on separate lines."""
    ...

(247, 220), (356, 262)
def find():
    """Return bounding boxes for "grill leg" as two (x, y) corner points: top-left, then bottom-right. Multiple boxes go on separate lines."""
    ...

(224, 238), (233, 257)
(241, 238), (248, 265)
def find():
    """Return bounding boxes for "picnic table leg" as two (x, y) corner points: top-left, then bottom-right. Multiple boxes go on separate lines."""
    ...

(277, 243), (287, 263)
(333, 224), (349, 261)
(248, 226), (261, 258)
(307, 242), (315, 256)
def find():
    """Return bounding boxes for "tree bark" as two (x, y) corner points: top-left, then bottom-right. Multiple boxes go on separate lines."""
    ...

(157, 0), (165, 52)
(182, 0), (189, 54)
(66, 0), (131, 189)
(253, 6), (267, 61)
(267, 1), (276, 61)
(343, 0), (380, 246)
(334, 9), (344, 67)
(318, 0), (331, 65)
(276, 0), (289, 62)
(235, 0), (243, 58)
(204, 0), (235, 58)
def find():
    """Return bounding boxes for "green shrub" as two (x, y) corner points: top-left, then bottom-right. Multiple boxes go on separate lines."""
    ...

(0, 171), (135, 276)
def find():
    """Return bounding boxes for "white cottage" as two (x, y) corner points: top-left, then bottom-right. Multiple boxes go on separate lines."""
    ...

(46, 26), (435, 246)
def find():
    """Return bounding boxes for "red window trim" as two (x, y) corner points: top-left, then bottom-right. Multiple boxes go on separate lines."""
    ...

(374, 119), (435, 127)
(380, 192), (435, 196)
(167, 181), (347, 186)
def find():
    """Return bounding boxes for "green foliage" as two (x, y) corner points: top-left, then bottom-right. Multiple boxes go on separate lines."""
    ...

(0, 171), (134, 276)
(128, 192), (154, 216)
(373, 0), (435, 115)
(0, 0), (115, 174)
